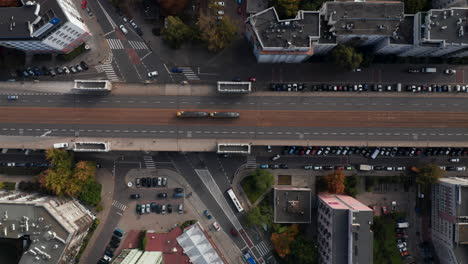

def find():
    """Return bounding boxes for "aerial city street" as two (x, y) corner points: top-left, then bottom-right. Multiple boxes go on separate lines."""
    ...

(0, 0), (466, 264)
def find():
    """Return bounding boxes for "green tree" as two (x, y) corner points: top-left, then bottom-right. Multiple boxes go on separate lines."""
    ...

(330, 45), (363, 71)
(162, 16), (194, 49)
(198, 14), (237, 52)
(415, 164), (443, 185)
(79, 180), (102, 206)
(276, 0), (301, 18)
(246, 206), (270, 227)
(301, 0), (326, 11)
(344, 175), (359, 197)
(286, 236), (318, 264)
(251, 169), (275, 192)
(404, 0), (427, 14)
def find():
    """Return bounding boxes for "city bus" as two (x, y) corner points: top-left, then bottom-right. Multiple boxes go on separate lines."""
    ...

(227, 188), (244, 212)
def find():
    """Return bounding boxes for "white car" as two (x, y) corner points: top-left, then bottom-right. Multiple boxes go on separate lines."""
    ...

(216, 1), (225, 6)
(213, 222), (221, 231)
(53, 143), (69, 149)
(217, 10), (224, 15)
(456, 166), (466, 171)
(271, 154), (280, 161)
(444, 69), (456, 75)
(439, 166), (446, 171)
(147, 71), (158, 77)
(449, 158), (460, 163)
(141, 204), (146, 214)
(119, 25), (128, 34)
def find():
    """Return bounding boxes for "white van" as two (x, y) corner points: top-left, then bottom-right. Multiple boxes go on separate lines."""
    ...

(53, 143), (69, 149)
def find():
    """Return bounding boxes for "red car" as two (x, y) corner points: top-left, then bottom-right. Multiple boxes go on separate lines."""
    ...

(81, 0), (87, 9)
(231, 228), (238, 237)
(381, 206), (388, 215)
(248, 76), (256, 82)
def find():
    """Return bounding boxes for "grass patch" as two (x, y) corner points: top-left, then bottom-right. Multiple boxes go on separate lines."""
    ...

(373, 215), (404, 264)
(57, 43), (86, 61)
(75, 218), (99, 262)
(241, 175), (263, 203)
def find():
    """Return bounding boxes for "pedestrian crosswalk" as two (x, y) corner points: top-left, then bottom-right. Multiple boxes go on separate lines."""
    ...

(112, 200), (127, 211)
(246, 155), (257, 169)
(95, 53), (119, 82)
(256, 241), (270, 256)
(180, 67), (200, 80)
(143, 156), (155, 169)
(107, 38), (124, 49)
(129, 40), (148, 50)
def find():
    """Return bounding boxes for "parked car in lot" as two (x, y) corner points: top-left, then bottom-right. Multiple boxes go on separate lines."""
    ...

(119, 25), (128, 34)
(7, 95), (18, 100)
(130, 194), (140, 199)
(450, 158), (460, 163)
(129, 20), (138, 29)
(135, 178), (141, 188)
(213, 222), (221, 231)
(136, 204), (141, 214)
(178, 204), (184, 214)
(171, 67), (183, 73)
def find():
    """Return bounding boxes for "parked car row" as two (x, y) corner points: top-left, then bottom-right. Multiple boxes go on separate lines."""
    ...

(99, 228), (125, 264)
(18, 61), (88, 78)
(0, 162), (49, 167)
(406, 84), (468, 93)
(282, 146), (468, 158)
(120, 17), (143, 35)
(259, 164), (288, 169)
(203, 210), (221, 231)
(269, 82), (468, 93)
(439, 166), (466, 171)
(135, 177), (167, 188)
(136, 202), (183, 215)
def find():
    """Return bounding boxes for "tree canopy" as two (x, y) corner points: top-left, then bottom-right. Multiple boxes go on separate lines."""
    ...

(415, 164), (443, 185)
(246, 205), (272, 227)
(251, 169), (275, 192)
(286, 236), (318, 264)
(275, 0), (301, 18)
(330, 45), (363, 71)
(159, 0), (190, 16)
(325, 170), (346, 194)
(404, 0), (428, 14)
(162, 16), (194, 49)
(197, 14), (237, 52)
(271, 224), (300, 258)
(38, 149), (100, 200)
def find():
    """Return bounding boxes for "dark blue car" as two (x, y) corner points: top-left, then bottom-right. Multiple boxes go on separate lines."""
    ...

(171, 67), (183, 73)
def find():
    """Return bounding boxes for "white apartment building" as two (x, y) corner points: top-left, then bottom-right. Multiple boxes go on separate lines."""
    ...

(432, 177), (468, 264)
(0, 0), (90, 54)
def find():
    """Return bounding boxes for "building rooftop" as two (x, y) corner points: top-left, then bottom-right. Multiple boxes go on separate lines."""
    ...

(424, 8), (468, 44)
(176, 223), (224, 264)
(391, 15), (415, 44)
(247, 7), (320, 49)
(144, 228), (190, 264)
(319, 194), (373, 212)
(0, 0), (66, 40)
(0, 192), (94, 264)
(274, 187), (311, 223)
(322, 1), (405, 36)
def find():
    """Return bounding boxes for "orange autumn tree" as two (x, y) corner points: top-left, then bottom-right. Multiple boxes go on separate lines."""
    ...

(325, 170), (346, 194)
(271, 224), (300, 258)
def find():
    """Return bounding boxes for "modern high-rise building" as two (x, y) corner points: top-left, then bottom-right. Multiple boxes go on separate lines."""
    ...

(0, 0), (91, 54)
(431, 177), (468, 264)
(317, 194), (373, 264)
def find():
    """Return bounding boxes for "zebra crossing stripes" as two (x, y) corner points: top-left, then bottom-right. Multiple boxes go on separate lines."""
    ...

(128, 40), (148, 50)
(246, 155), (257, 169)
(256, 241), (270, 256)
(180, 67), (200, 80)
(107, 38), (124, 49)
(143, 156), (155, 169)
(112, 200), (127, 211)
(100, 63), (119, 81)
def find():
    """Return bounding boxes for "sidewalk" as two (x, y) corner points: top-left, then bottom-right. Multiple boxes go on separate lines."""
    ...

(79, 168), (115, 264)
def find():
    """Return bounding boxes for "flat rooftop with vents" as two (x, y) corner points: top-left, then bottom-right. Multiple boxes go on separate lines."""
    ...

(322, 1), (405, 36)
(274, 187), (311, 223)
(247, 7), (320, 49)
(424, 8), (468, 44)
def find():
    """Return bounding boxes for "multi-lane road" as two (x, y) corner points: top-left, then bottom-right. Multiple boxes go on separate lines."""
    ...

(2, 93), (468, 146)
